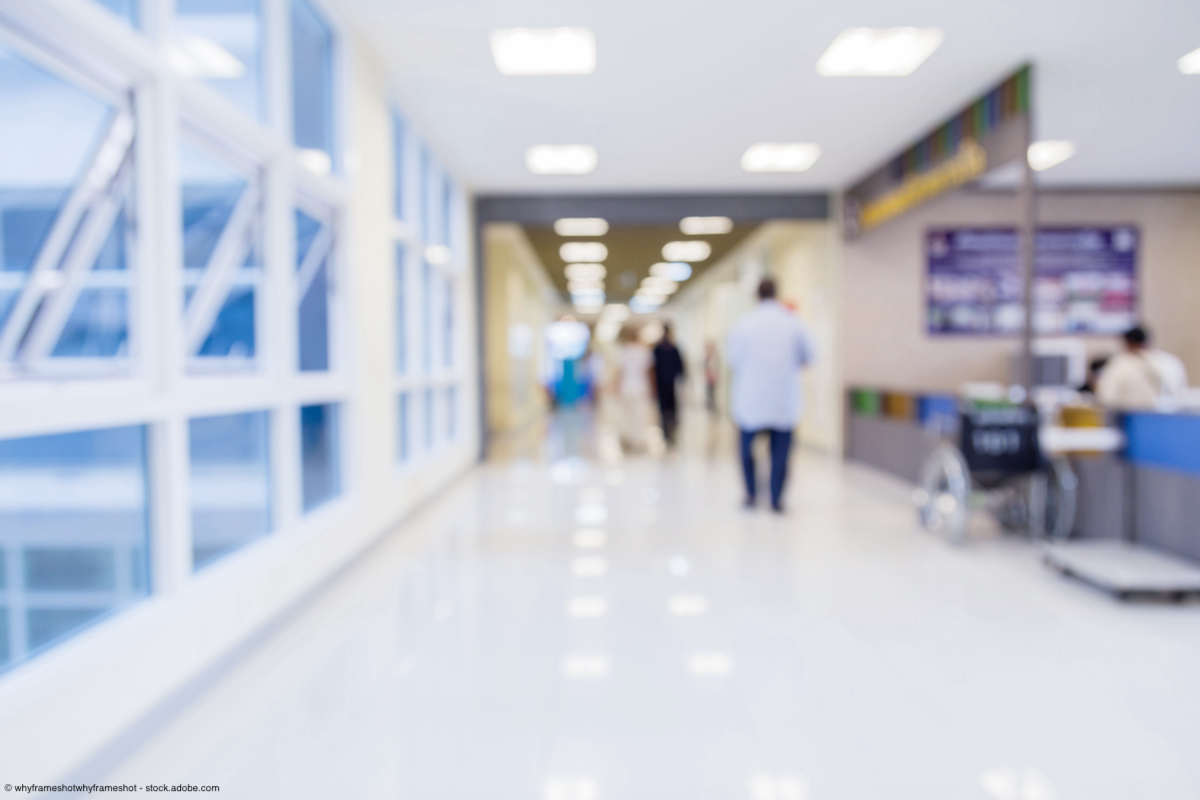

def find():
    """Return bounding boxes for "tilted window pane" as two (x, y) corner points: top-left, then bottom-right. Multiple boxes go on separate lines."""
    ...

(300, 403), (340, 511)
(189, 411), (271, 570)
(0, 42), (135, 375)
(295, 209), (331, 372)
(95, 0), (138, 27)
(179, 140), (262, 368)
(395, 243), (406, 374)
(291, 0), (334, 168)
(397, 392), (410, 463)
(0, 425), (149, 673)
(173, 0), (263, 120)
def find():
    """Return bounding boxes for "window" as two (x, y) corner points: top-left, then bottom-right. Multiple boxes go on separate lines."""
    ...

(179, 139), (262, 370)
(295, 207), (333, 372)
(0, 426), (149, 672)
(397, 392), (410, 463)
(172, 0), (263, 120)
(300, 403), (340, 511)
(189, 411), (271, 570)
(439, 174), (452, 246)
(419, 146), (433, 244)
(445, 386), (456, 440)
(395, 243), (407, 374)
(95, 0), (137, 27)
(423, 388), (433, 450)
(421, 258), (432, 374)
(443, 275), (454, 368)
(392, 111), (406, 221)
(291, 0), (334, 174)
(0, 41), (136, 377)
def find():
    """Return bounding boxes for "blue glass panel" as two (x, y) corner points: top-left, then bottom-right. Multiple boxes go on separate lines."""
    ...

(198, 283), (255, 358)
(392, 111), (405, 220)
(422, 259), (431, 374)
(440, 175), (452, 246)
(189, 411), (271, 570)
(295, 209), (322, 266)
(446, 386), (456, 440)
(395, 244), (406, 374)
(95, 0), (138, 26)
(298, 262), (329, 371)
(423, 388), (433, 449)
(0, 425), (149, 672)
(175, 0), (263, 120)
(52, 288), (128, 357)
(419, 147), (433, 243)
(301, 403), (340, 511)
(397, 392), (410, 463)
(443, 276), (453, 368)
(179, 141), (248, 279)
(291, 0), (334, 160)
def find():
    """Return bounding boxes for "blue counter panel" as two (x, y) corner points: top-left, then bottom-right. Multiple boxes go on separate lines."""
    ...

(1124, 413), (1200, 477)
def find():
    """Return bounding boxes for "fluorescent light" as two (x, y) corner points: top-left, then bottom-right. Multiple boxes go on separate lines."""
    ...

(555, 217), (609, 236)
(668, 595), (709, 616)
(424, 244), (451, 265)
(526, 144), (597, 175)
(662, 240), (711, 262)
(1178, 46), (1200, 74)
(167, 36), (246, 79)
(1028, 140), (1076, 171)
(560, 654), (610, 678)
(650, 262), (692, 281)
(544, 777), (601, 800)
(741, 142), (821, 173)
(573, 528), (607, 548)
(560, 242), (608, 262)
(629, 296), (662, 314)
(566, 597), (608, 618)
(568, 279), (605, 293)
(490, 28), (596, 76)
(565, 262), (606, 281)
(641, 277), (679, 294)
(680, 216), (733, 235)
(817, 27), (944, 77)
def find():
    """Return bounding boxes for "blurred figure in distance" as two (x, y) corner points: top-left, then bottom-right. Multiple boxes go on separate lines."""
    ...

(726, 278), (815, 512)
(652, 324), (686, 448)
(1096, 325), (1187, 410)
(615, 326), (653, 452)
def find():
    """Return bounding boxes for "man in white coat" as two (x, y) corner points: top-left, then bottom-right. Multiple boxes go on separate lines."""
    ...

(726, 278), (816, 512)
(1097, 325), (1188, 410)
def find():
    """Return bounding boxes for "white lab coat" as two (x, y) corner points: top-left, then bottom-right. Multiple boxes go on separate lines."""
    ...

(725, 300), (815, 431)
(1096, 349), (1188, 410)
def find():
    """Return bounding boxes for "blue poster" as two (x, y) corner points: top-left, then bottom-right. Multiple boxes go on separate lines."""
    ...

(927, 227), (1138, 335)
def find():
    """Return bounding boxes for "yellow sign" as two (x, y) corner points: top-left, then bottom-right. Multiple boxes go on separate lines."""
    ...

(860, 140), (988, 231)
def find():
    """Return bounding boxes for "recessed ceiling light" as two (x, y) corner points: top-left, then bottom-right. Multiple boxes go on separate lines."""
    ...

(568, 279), (605, 293)
(650, 262), (692, 281)
(816, 27), (944, 77)
(1027, 140), (1076, 171)
(680, 216), (733, 235)
(554, 217), (609, 236)
(1178, 47), (1200, 74)
(490, 28), (596, 76)
(741, 142), (821, 173)
(662, 241), (711, 262)
(561, 242), (607, 262)
(565, 262), (606, 281)
(526, 144), (597, 175)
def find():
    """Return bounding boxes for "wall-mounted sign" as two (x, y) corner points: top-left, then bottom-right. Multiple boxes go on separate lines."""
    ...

(927, 227), (1138, 335)
(846, 66), (1030, 237)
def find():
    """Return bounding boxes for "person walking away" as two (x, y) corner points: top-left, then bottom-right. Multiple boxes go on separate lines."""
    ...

(652, 324), (686, 447)
(726, 278), (815, 512)
(615, 326), (653, 452)
(1096, 325), (1188, 410)
(703, 341), (719, 414)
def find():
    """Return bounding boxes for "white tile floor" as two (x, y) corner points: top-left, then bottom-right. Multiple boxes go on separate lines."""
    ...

(104, 419), (1200, 799)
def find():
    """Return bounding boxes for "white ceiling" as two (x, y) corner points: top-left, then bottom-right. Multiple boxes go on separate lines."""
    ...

(340, 0), (1200, 194)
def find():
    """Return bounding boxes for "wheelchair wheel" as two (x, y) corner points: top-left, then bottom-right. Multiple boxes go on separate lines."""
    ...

(914, 444), (971, 545)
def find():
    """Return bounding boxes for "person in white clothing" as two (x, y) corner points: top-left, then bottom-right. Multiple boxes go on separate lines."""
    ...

(615, 327), (653, 451)
(1096, 325), (1188, 410)
(725, 278), (816, 512)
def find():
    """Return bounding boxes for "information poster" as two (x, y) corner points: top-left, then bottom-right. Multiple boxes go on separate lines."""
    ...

(927, 227), (1138, 335)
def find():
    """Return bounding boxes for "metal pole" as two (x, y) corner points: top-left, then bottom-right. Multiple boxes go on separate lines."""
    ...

(1018, 118), (1037, 394)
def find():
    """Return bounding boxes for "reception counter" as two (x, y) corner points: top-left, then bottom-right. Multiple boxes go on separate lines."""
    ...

(846, 389), (1200, 563)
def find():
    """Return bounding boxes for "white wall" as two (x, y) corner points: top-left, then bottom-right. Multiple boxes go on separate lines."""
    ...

(0, 2), (479, 780)
(843, 188), (1200, 391)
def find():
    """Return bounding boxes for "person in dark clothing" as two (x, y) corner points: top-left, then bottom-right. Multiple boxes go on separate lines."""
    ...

(652, 325), (686, 447)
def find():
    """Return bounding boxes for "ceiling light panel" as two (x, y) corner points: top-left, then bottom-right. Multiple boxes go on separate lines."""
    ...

(555, 217), (609, 236)
(1177, 47), (1200, 75)
(568, 279), (605, 293)
(817, 28), (944, 77)
(526, 144), (597, 175)
(641, 277), (679, 293)
(561, 242), (608, 262)
(650, 262), (693, 281)
(662, 241), (711, 262)
(741, 143), (821, 173)
(1027, 140), (1076, 171)
(490, 28), (596, 76)
(680, 216), (733, 235)
(564, 262), (606, 281)
(629, 296), (662, 314)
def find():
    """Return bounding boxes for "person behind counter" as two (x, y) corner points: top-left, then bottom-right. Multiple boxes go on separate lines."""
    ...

(1096, 325), (1188, 410)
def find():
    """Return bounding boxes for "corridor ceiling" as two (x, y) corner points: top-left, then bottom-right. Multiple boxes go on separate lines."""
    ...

(342, 0), (1200, 193)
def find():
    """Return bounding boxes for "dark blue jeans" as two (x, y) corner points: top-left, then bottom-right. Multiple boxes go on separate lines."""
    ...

(740, 428), (793, 508)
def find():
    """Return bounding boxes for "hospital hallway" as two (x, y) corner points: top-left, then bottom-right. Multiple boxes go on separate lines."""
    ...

(98, 409), (1200, 800)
